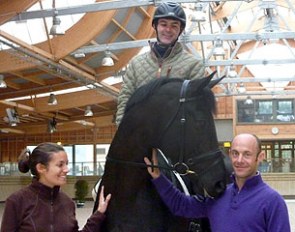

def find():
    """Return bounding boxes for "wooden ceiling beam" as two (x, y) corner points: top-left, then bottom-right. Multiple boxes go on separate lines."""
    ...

(0, 100), (35, 111)
(8, 115), (114, 135)
(11, 71), (47, 85)
(0, 0), (38, 25)
(112, 18), (137, 41)
(94, 6), (156, 81)
(0, 78), (21, 89)
(64, 56), (96, 74)
(0, 89), (115, 121)
(137, 6), (153, 18)
(0, 128), (25, 134)
(0, 30), (55, 60)
(32, 89), (115, 113)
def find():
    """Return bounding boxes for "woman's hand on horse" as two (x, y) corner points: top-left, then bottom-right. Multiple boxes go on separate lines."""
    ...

(144, 148), (161, 179)
(97, 186), (111, 214)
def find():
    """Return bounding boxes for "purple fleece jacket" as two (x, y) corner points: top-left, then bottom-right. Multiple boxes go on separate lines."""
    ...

(152, 173), (291, 232)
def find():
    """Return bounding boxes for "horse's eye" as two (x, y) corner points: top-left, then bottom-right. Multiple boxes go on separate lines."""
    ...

(187, 158), (194, 165)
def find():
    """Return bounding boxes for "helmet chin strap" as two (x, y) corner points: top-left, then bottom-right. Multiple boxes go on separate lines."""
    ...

(156, 39), (176, 48)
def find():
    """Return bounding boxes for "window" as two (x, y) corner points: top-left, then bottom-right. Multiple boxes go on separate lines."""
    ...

(75, 144), (94, 175)
(276, 100), (294, 122)
(257, 101), (272, 114)
(64, 146), (73, 175)
(96, 144), (110, 175)
(237, 98), (295, 123)
(256, 100), (273, 122)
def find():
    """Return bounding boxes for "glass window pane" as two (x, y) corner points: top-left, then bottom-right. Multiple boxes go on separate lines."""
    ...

(237, 100), (255, 122)
(64, 146), (73, 175)
(96, 144), (110, 175)
(276, 100), (294, 122)
(75, 144), (94, 176)
(278, 100), (292, 114)
(258, 101), (273, 114)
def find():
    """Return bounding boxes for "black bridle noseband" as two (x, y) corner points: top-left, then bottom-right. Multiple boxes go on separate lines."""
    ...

(107, 80), (224, 180)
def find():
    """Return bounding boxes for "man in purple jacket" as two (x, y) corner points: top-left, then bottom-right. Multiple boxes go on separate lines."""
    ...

(144, 133), (291, 232)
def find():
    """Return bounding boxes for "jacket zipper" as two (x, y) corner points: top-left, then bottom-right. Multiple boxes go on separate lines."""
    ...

(50, 190), (54, 232)
(152, 43), (175, 78)
(157, 63), (172, 78)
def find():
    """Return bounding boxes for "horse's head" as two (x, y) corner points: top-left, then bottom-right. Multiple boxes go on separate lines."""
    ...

(129, 72), (233, 198)
(123, 71), (233, 198)
(98, 72), (233, 231)
(167, 73), (232, 198)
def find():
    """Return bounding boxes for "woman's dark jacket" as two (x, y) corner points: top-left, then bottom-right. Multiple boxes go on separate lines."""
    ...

(1, 179), (105, 232)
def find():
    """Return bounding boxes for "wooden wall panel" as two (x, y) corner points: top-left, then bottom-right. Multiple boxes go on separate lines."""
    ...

(0, 125), (116, 162)
(235, 124), (295, 140)
(215, 96), (233, 119)
(0, 138), (25, 162)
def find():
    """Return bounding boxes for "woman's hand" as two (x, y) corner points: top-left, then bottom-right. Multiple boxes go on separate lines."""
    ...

(144, 148), (161, 179)
(97, 186), (111, 214)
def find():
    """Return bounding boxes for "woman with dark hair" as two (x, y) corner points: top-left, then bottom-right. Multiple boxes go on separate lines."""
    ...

(1, 142), (111, 232)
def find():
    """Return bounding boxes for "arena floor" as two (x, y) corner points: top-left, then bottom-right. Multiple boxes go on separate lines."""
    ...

(0, 200), (294, 231)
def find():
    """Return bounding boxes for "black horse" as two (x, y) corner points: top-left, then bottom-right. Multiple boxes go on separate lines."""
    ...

(93, 72), (232, 232)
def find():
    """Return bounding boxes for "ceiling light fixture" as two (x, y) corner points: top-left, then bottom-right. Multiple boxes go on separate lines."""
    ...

(50, 11), (65, 36)
(48, 117), (57, 133)
(0, 74), (7, 88)
(48, 93), (58, 105)
(74, 53), (86, 58)
(191, 3), (206, 22)
(5, 108), (20, 127)
(244, 96), (254, 105)
(101, 50), (114, 66)
(227, 64), (238, 78)
(84, 106), (94, 117)
(238, 83), (246, 93)
(213, 39), (225, 57)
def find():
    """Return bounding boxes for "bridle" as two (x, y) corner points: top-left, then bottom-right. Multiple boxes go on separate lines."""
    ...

(155, 80), (224, 176)
(107, 80), (225, 180)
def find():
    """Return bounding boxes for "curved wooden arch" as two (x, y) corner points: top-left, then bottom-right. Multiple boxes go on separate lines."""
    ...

(95, 6), (156, 81)
(0, 3), (155, 79)
(0, 0), (38, 25)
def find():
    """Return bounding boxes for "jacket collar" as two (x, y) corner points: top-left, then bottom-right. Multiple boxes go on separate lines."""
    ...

(149, 41), (182, 60)
(30, 178), (60, 200)
(231, 172), (263, 192)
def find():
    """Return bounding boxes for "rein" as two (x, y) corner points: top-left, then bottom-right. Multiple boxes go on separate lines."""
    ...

(106, 148), (223, 176)
(106, 156), (173, 171)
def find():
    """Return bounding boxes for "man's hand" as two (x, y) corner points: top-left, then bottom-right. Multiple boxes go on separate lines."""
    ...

(144, 148), (161, 179)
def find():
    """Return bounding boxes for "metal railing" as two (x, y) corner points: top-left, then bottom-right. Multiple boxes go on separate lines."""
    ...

(0, 161), (106, 176)
(0, 158), (294, 176)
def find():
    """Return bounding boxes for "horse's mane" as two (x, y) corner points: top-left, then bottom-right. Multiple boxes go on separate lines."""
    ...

(125, 77), (182, 114)
(125, 77), (217, 114)
(202, 86), (217, 114)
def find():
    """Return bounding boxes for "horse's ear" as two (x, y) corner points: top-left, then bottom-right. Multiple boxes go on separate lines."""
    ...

(208, 74), (225, 89)
(195, 71), (216, 88)
(190, 71), (222, 91)
(206, 71), (217, 81)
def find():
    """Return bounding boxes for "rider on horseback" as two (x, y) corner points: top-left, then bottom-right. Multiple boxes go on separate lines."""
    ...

(115, 2), (205, 125)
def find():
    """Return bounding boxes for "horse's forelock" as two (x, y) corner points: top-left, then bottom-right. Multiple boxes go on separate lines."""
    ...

(125, 78), (182, 113)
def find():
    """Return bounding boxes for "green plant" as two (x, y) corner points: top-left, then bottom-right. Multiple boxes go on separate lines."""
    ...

(74, 179), (89, 204)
